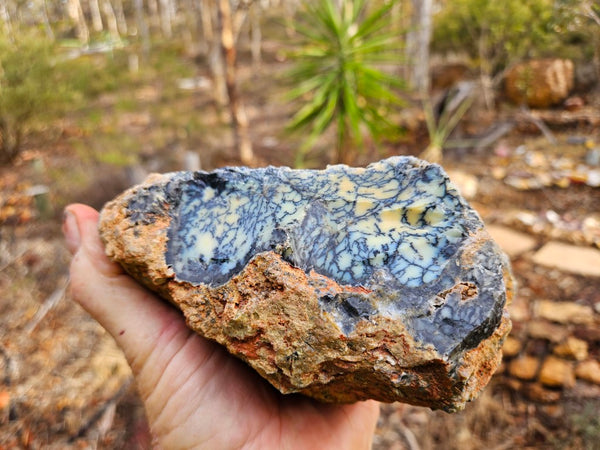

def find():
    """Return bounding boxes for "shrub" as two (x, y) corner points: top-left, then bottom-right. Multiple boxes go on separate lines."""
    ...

(432, 0), (558, 77)
(0, 32), (75, 164)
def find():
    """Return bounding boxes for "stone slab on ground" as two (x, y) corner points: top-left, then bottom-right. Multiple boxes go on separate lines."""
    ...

(575, 360), (600, 385)
(532, 241), (600, 276)
(535, 300), (595, 325)
(486, 225), (537, 258)
(539, 356), (575, 388)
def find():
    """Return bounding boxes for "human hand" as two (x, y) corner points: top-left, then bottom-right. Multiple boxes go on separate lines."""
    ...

(63, 204), (380, 449)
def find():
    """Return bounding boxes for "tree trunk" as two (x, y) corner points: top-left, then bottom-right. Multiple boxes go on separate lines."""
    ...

(101, 0), (120, 40)
(40, 0), (55, 40)
(148, 0), (159, 30)
(158, 0), (173, 38)
(0, 0), (14, 39)
(249, 2), (261, 67)
(0, 119), (23, 165)
(67, 0), (90, 43)
(112, 0), (128, 35)
(406, 0), (433, 93)
(199, 0), (214, 55)
(218, 0), (254, 165)
(134, 0), (150, 58)
(206, 0), (228, 112)
(88, 0), (104, 32)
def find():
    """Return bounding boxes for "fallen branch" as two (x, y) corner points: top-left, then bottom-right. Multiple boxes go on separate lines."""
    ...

(70, 377), (133, 442)
(398, 421), (421, 450)
(519, 106), (558, 145)
(474, 121), (516, 151)
(0, 249), (26, 273)
(25, 280), (68, 335)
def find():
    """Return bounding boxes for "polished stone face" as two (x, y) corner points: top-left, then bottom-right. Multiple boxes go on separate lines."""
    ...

(127, 157), (507, 356)
(165, 157), (473, 288)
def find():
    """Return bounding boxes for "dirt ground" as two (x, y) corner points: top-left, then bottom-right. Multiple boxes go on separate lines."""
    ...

(1, 48), (600, 449)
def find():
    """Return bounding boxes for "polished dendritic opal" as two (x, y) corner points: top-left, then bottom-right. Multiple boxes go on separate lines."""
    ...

(100, 156), (513, 411)
(167, 158), (469, 288)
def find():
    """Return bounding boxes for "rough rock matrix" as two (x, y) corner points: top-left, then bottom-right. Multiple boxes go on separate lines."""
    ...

(99, 157), (513, 411)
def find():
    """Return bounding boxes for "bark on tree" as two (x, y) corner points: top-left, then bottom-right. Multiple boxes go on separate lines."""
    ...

(133, 0), (150, 58)
(406, 0), (433, 93)
(101, 0), (120, 40)
(158, 0), (173, 38)
(147, 0), (159, 29)
(218, 0), (254, 165)
(67, 0), (89, 43)
(0, 0), (14, 39)
(41, 0), (55, 40)
(205, 0), (229, 112)
(112, 0), (128, 35)
(249, 1), (261, 67)
(88, 0), (104, 32)
(199, 0), (214, 55)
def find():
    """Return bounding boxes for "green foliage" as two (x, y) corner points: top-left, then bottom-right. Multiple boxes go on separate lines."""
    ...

(0, 32), (76, 164)
(552, 402), (600, 449)
(286, 0), (404, 166)
(62, 51), (132, 100)
(432, 0), (558, 75)
(551, 0), (600, 60)
(421, 85), (473, 163)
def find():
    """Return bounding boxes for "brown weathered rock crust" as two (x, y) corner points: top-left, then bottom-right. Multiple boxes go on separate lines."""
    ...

(99, 166), (513, 412)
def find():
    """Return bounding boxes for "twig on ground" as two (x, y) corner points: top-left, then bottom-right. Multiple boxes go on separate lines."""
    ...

(0, 346), (12, 385)
(397, 421), (421, 450)
(70, 377), (133, 443)
(0, 249), (26, 273)
(519, 106), (558, 145)
(25, 279), (68, 335)
(474, 121), (515, 151)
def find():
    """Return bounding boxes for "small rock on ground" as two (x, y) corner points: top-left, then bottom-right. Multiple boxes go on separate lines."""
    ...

(575, 360), (600, 385)
(535, 300), (595, 325)
(539, 356), (575, 388)
(509, 356), (540, 381)
(553, 337), (589, 361)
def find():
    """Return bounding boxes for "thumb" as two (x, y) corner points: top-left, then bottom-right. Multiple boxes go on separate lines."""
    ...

(63, 203), (196, 381)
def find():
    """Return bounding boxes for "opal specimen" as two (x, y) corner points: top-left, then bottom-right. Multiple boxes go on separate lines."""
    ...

(99, 157), (513, 411)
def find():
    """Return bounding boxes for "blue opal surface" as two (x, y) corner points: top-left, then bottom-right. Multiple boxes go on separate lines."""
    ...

(163, 157), (476, 288)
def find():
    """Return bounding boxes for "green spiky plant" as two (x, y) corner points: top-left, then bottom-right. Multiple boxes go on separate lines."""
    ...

(420, 85), (474, 164)
(286, 0), (404, 167)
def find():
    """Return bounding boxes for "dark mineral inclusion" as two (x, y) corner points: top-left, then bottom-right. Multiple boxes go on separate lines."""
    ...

(126, 156), (508, 358)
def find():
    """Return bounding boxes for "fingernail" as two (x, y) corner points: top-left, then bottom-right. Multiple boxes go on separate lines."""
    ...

(63, 209), (81, 254)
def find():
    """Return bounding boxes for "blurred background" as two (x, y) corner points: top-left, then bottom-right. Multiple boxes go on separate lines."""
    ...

(0, 0), (599, 448)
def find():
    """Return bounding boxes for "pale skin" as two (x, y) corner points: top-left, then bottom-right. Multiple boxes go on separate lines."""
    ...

(63, 204), (380, 449)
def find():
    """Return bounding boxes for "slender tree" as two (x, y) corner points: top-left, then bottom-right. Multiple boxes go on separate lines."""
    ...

(218, 0), (254, 164)
(406, 0), (433, 93)
(66, 0), (89, 43)
(88, 0), (104, 32)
